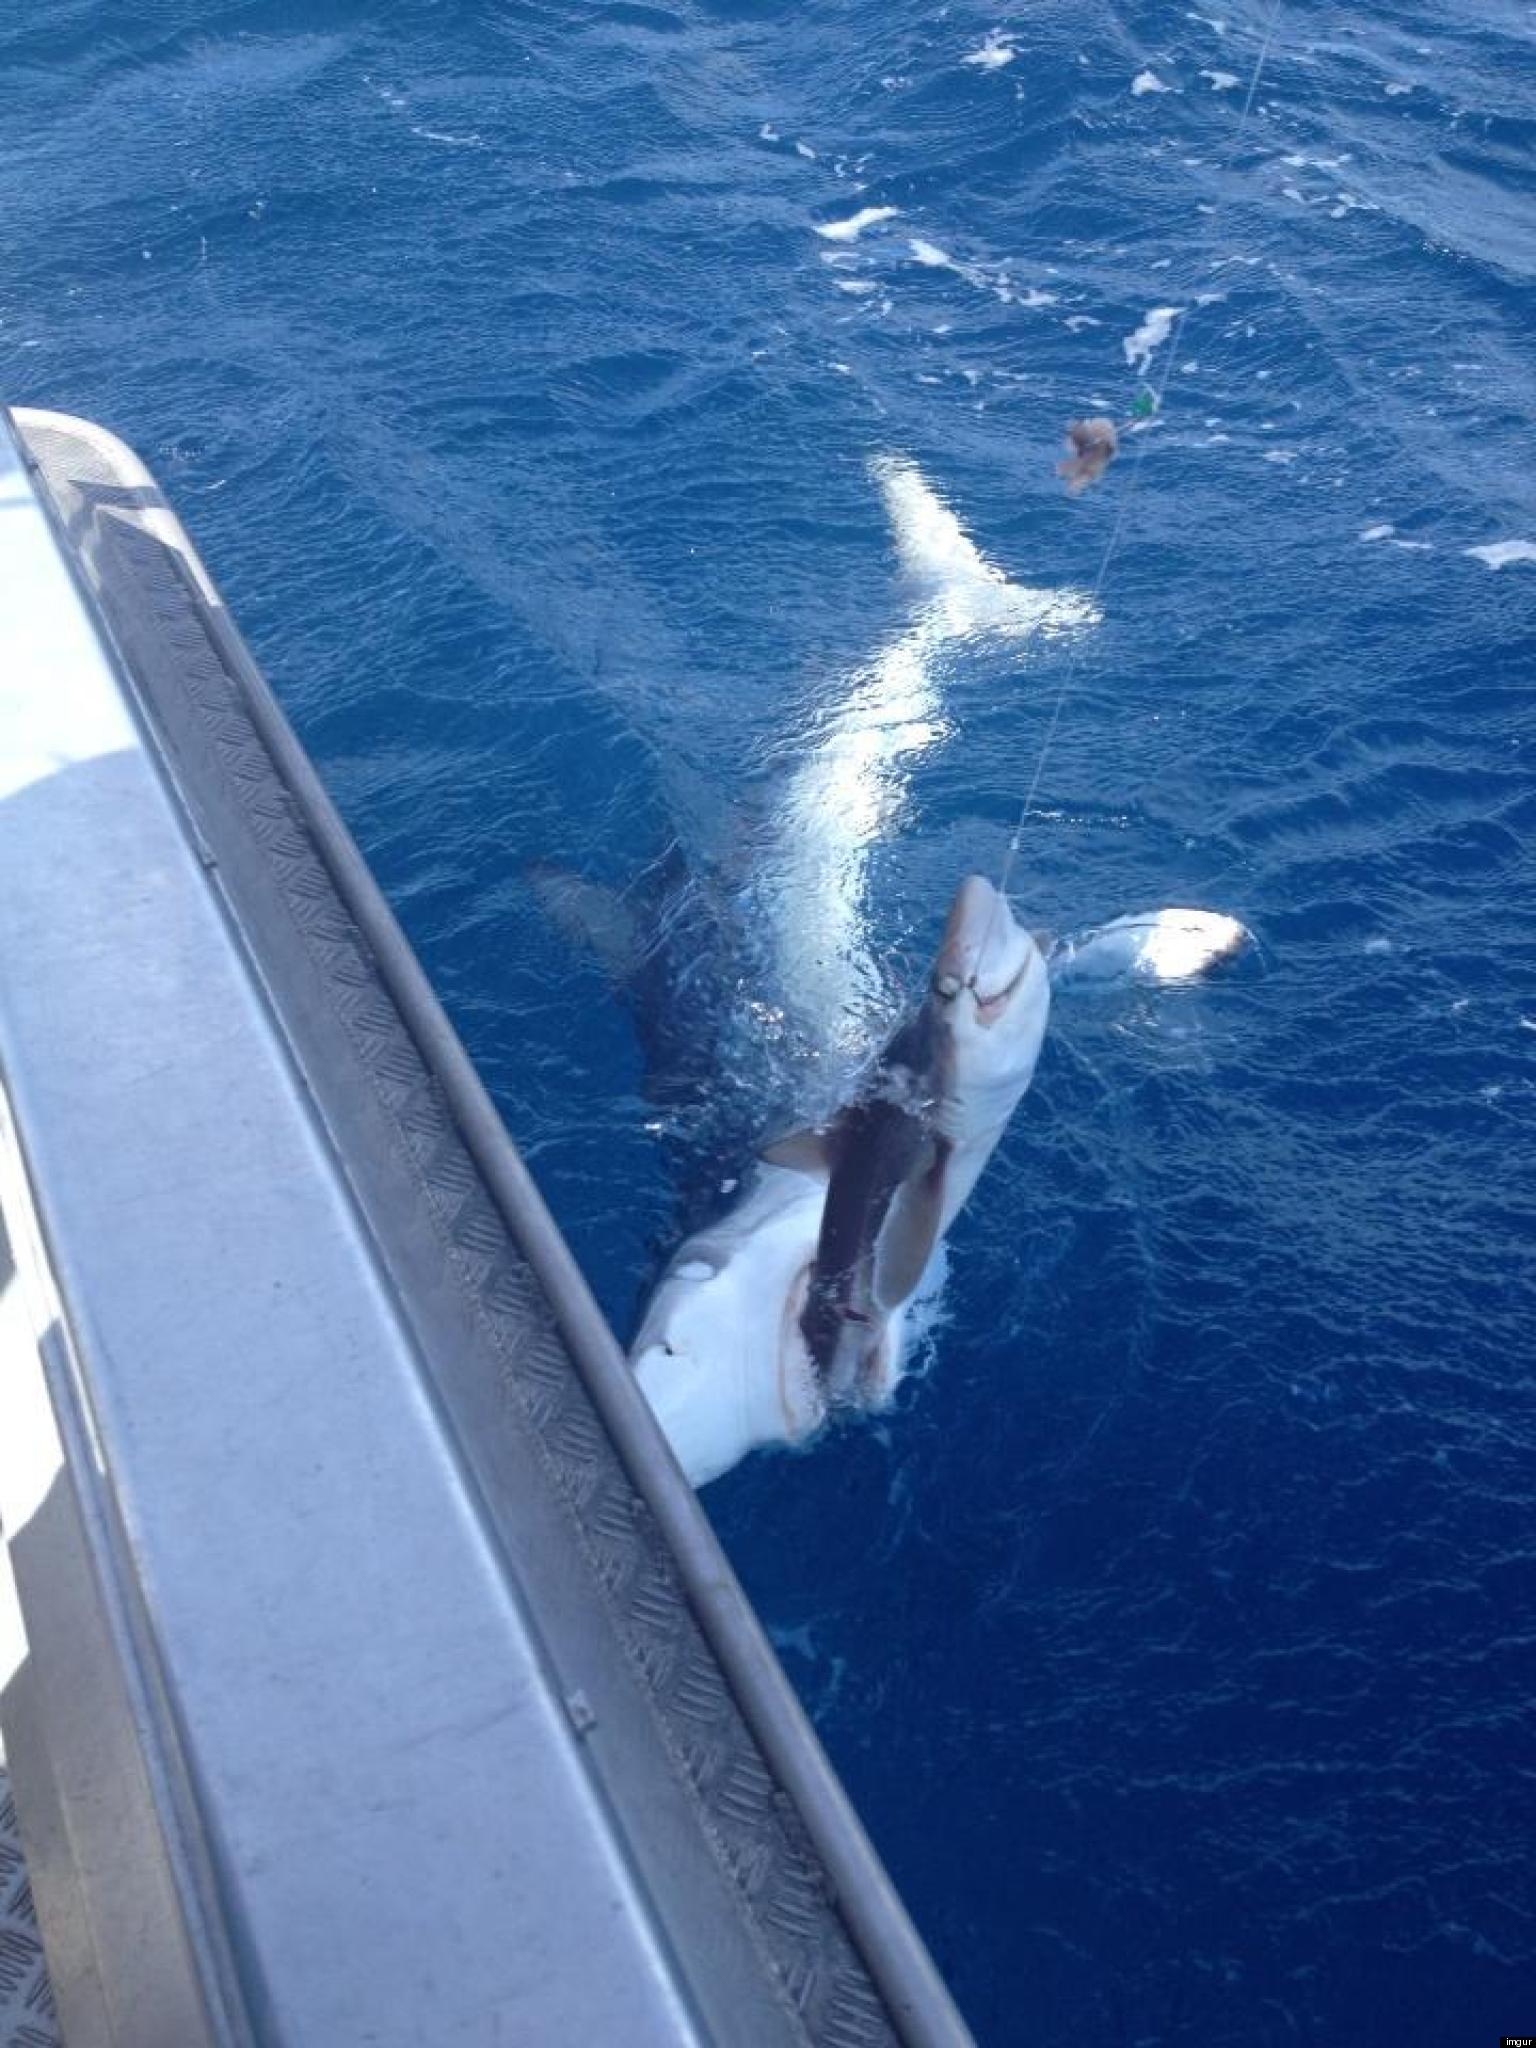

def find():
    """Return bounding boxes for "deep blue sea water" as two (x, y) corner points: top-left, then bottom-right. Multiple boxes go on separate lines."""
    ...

(5, 2), (1535, 2040)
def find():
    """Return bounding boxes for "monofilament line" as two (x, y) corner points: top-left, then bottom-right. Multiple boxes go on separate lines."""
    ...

(992, 0), (1286, 910)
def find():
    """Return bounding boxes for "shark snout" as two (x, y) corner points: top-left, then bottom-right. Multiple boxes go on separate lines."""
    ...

(933, 875), (1039, 1021)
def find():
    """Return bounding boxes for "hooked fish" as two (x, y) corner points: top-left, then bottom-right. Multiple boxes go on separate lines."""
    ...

(1057, 416), (1120, 495)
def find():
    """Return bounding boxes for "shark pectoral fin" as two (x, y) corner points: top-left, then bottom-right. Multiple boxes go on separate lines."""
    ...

(760, 1126), (837, 1177)
(525, 864), (646, 985)
(871, 1143), (948, 1309)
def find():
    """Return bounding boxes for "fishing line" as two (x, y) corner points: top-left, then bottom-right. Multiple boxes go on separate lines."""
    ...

(991, 0), (1288, 912)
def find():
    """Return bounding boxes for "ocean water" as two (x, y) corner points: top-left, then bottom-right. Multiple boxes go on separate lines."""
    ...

(4, 1), (1534, 2041)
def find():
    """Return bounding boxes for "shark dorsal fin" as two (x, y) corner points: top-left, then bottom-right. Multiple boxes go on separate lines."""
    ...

(760, 1126), (837, 1177)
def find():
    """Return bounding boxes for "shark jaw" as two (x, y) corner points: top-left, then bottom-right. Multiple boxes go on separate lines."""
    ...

(630, 1161), (829, 1489)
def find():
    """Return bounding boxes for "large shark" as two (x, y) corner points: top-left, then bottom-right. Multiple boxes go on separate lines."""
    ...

(631, 874), (1050, 1487)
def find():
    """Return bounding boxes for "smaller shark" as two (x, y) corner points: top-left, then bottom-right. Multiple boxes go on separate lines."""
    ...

(631, 875), (1050, 1486)
(795, 873), (1050, 1403)
(1049, 907), (1251, 986)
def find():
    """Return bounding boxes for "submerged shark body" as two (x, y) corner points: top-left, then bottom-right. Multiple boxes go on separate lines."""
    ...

(632, 876), (1050, 1486)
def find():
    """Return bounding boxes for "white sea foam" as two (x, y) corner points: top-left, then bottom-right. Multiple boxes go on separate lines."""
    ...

(1360, 523), (1394, 542)
(759, 121), (780, 141)
(1262, 449), (1299, 464)
(1123, 305), (1183, 372)
(963, 30), (1017, 69)
(1132, 69), (1171, 95)
(1064, 314), (1102, 331)
(1201, 69), (1239, 89)
(906, 239), (1053, 308)
(1464, 540), (1536, 570)
(1384, 80), (1412, 96)
(836, 278), (879, 295)
(909, 238), (982, 289)
(816, 205), (900, 243)
(1328, 192), (1380, 219)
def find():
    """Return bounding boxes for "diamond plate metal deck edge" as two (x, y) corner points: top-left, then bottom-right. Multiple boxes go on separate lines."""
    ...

(0, 1766), (58, 2048)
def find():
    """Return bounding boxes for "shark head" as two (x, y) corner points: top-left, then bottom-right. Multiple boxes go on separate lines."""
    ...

(924, 874), (1052, 1149)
